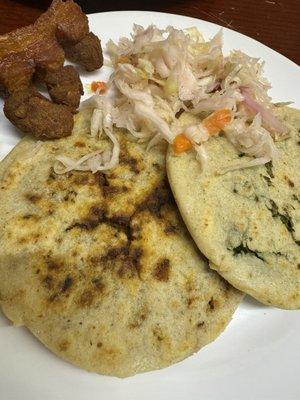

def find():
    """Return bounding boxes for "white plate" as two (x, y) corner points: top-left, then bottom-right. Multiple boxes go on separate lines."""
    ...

(0, 11), (299, 400)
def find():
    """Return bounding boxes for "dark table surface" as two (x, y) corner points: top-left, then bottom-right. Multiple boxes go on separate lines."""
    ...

(0, 0), (299, 65)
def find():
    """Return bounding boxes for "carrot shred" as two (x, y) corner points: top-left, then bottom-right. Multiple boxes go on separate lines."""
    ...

(202, 109), (231, 136)
(91, 81), (106, 93)
(173, 133), (193, 154)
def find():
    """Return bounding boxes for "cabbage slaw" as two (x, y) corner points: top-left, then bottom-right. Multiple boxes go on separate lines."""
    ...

(56, 24), (289, 174)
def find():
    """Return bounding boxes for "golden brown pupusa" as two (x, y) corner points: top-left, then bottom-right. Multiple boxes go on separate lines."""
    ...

(0, 110), (242, 377)
(167, 107), (300, 309)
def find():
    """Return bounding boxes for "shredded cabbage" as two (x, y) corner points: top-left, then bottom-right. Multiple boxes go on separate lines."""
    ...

(55, 96), (120, 174)
(55, 24), (289, 174)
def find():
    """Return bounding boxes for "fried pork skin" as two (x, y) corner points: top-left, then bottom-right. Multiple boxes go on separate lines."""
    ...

(64, 32), (103, 72)
(44, 65), (83, 110)
(4, 87), (74, 139)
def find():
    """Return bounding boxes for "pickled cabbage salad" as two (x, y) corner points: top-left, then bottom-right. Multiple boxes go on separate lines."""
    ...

(55, 24), (290, 174)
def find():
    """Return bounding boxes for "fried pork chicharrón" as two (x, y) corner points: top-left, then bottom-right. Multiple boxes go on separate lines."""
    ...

(0, 0), (103, 138)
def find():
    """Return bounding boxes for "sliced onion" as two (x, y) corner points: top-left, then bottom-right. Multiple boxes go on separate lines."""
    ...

(240, 87), (289, 137)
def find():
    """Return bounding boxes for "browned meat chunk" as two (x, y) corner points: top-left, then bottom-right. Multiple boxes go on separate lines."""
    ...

(46, 0), (89, 45)
(0, 0), (103, 139)
(44, 65), (83, 110)
(64, 32), (103, 72)
(4, 88), (74, 139)
(0, 59), (35, 96)
(0, 0), (89, 94)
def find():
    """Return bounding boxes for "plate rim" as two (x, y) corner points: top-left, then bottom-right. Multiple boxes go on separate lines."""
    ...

(88, 9), (300, 69)
(0, 9), (299, 400)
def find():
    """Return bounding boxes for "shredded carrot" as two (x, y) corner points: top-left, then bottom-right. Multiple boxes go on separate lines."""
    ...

(173, 133), (193, 154)
(91, 81), (107, 93)
(202, 109), (232, 136)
